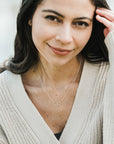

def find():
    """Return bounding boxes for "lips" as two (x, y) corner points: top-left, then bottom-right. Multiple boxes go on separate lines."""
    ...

(47, 43), (72, 56)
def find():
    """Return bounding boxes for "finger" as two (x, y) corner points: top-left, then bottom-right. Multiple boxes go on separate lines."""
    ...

(96, 15), (114, 31)
(97, 8), (114, 14)
(96, 9), (114, 22)
(96, 10), (114, 22)
(96, 8), (114, 16)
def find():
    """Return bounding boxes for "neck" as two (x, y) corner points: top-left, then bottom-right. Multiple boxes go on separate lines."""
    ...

(36, 55), (84, 87)
(22, 55), (84, 88)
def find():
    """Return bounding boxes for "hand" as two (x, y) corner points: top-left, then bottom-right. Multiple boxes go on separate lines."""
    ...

(96, 8), (114, 37)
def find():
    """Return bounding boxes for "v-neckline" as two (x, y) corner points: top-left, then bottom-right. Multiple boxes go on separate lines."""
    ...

(7, 60), (100, 144)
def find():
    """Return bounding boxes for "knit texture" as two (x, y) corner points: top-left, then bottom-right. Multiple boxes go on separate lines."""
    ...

(0, 31), (113, 144)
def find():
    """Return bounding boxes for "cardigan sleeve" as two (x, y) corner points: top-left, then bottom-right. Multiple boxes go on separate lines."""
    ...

(103, 31), (114, 144)
(0, 125), (9, 144)
(105, 31), (114, 66)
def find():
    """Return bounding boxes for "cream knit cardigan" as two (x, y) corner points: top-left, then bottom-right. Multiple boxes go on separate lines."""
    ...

(0, 31), (114, 144)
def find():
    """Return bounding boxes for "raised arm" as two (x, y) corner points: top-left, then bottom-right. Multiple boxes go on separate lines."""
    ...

(96, 8), (114, 144)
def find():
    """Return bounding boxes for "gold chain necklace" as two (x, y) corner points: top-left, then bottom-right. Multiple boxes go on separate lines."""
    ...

(38, 57), (83, 107)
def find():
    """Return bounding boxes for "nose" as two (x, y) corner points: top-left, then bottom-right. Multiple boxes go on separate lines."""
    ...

(56, 24), (73, 44)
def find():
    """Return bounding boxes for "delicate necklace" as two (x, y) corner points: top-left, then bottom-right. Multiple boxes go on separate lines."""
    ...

(38, 57), (83, 107)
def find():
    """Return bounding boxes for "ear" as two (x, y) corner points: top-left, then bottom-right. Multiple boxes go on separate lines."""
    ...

(28, 19), (32, 26)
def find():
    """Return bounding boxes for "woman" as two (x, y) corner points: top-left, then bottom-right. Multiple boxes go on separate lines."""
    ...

(0, 0), (114, 143)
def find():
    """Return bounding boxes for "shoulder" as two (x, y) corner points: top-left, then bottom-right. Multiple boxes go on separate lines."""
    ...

(0, 71), (22, 119)
(0, 70), (18, 90)
(85, 61), (109, 85)
(0, 70), (21, 103)
(85, 60), (109, 72)
(0, 70), (20, 86)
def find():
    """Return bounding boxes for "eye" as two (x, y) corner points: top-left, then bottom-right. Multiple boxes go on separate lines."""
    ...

(72, 21), (89, 28)
(45, 15), (62, 23)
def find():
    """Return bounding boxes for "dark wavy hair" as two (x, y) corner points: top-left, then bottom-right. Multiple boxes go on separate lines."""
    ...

(0, 0), (110, 74)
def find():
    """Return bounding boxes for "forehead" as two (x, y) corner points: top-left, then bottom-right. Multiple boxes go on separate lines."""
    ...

(37, 0), (95, 18)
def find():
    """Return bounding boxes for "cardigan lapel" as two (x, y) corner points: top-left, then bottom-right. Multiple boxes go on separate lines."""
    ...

(7, 60), (100, 144)
(59, 61), (100, 144)
(7, 71), (60, 144)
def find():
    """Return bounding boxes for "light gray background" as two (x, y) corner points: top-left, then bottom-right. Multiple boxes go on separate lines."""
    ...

(0, 0), (114, 64)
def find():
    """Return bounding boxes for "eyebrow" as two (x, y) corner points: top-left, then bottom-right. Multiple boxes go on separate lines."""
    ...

(42, 9), (64, 18)
(74, 17), (93, 21)
(42, 9), (93, 21)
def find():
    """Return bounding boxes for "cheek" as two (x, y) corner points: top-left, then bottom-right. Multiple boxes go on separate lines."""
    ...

(74, 27), (93, 48)
(81, 31), (92, 46)
(32, 22), (44, 43)
(31, 23), (56, 48)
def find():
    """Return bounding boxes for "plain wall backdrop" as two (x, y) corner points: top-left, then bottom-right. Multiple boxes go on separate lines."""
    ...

(0, 0), (114, 64)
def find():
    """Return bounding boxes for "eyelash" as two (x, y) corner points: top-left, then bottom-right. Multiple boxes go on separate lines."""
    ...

(45, 15), (62, 23)
(45, 15), (89, 28)
(72, 21), (89, 28)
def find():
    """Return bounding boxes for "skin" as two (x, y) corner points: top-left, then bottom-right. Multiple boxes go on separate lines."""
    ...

(96, 8), (114, 37)
(30, 0), (95, 85)
(22, 0), (114, 133)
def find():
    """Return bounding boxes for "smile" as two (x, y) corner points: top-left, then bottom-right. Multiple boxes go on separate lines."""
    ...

(47, 44), (72, 56)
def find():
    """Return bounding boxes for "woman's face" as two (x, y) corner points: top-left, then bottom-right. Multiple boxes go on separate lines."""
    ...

(31, 0), (95, 66)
